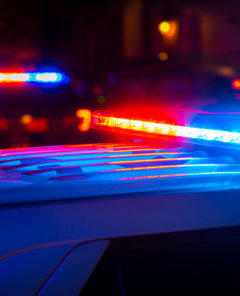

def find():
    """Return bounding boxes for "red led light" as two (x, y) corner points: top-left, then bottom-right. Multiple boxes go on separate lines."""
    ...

(232, 79), (240, 90)
(0, 73), (29, 83)
(92, 111), (181, 138)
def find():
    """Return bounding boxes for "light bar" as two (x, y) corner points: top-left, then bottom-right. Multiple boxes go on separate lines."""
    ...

(92, 112), (240, 145)
(0, 72), (69, 83)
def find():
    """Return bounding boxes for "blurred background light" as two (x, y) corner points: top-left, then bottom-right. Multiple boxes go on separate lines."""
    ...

(158, 21), (171, 33)
(97, 95), (106, 104)
(20, 114), (33, 125)
(76, 109), (92, 132)
(92, 85), (102, 95)
(158, 52), (168, 61)
(24, 118), (48, 133)
(216, 66), (235, 77)
(158, 20), (179, 39)
(232, 79), (240, 89)
(235, 93), (240, 99)
(0, 118), (8, 131)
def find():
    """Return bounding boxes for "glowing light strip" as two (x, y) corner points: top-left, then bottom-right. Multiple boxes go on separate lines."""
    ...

(0, 149), (177, 163)
(0, 146), (161, 157)
(24, 162), (220, 176)
(1, 153), (187, 171)
(122, 171), (240, 180)
(93, 114), (240, 144)
(0, 72), (69, 83)
(111, 156), (194, 164)
(107, 163), (226, 172)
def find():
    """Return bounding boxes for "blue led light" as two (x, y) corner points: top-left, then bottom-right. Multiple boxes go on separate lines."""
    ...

(33, 72), (63, 83)
(27, 72), (69, 83)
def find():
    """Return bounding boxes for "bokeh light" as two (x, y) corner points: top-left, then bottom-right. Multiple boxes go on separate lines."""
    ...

(233, 79), (240, 90)
(158, 52), (168, 61)
(158, 21), (170, 33)
(158, 20), (179, 39)
(0, 118), (8, 131)
(76, 109), (92, 132)
(92, 85), (102, 95)
(97, 95), (106, 104)
(20, 114), (33, 125)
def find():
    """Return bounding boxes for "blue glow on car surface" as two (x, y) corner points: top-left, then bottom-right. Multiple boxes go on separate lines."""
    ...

(1, 143), (240, 204)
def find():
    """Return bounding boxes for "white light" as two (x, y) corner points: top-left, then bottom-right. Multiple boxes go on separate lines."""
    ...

(35, 73), (59, 82)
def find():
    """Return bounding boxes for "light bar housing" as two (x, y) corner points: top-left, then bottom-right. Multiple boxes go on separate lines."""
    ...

(0, 72), (69, 84)
(92, 110), (240, 147)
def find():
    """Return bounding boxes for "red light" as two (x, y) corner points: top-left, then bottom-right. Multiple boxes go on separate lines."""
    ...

(232, 79), (240, 89)
(92, 85), (102, 95)
(76, 109), (92, 132)
(63, 116), (76, 126)
(0, 73), (29, 83)
(24, 118), (48, 132)
(0, 118), (8, 131)
(92, 112), (180, 137)
(20, 114), (33, 125)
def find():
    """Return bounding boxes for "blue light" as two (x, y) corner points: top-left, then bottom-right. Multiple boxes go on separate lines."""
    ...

(26, 72), (69, 84)
(34, 72), (63, 83)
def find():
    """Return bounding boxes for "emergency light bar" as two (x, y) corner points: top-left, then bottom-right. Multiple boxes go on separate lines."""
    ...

(0, 72), (69, 83)
(92, 111), (240, 145)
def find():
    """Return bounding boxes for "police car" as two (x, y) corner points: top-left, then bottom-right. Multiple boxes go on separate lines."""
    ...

(1, 105), (240, 295)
